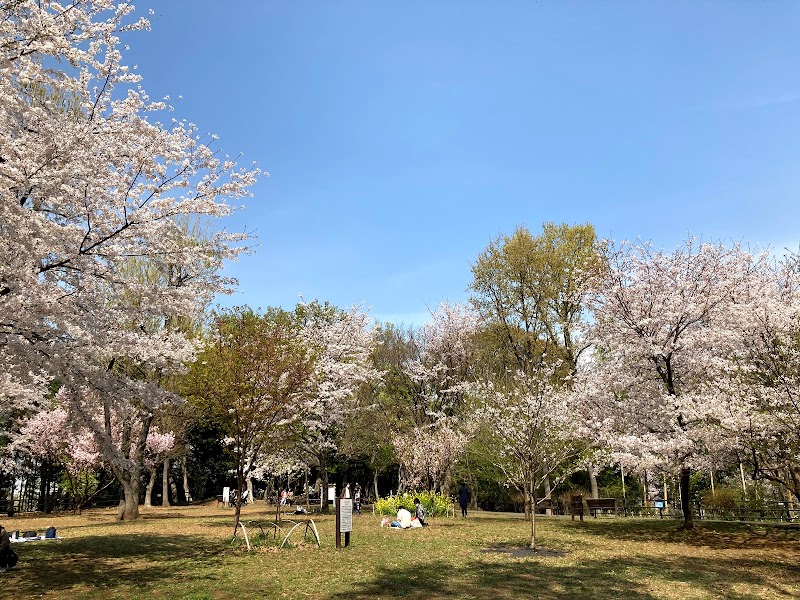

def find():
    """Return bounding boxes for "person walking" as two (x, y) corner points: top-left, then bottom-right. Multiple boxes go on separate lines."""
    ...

(458, 482), (470, 518)
(353, 483), (362, 515)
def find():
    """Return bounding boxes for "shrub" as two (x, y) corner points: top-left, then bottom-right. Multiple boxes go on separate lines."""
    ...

(374, 490), (453, 517)
(701, 487), (739, 513)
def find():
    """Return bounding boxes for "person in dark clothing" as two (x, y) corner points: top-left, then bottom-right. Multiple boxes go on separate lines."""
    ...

(353, 483), (362, 515)
(413, 497), (427, 526)
(458, 483), (470, 517)
(0, 525), (18, 570)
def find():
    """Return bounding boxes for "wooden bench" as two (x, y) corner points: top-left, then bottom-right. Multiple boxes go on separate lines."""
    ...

(586, 497), (616, 517)
(570, 494), (584, 521)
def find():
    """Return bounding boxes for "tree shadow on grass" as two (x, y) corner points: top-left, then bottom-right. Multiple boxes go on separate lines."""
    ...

(6, 533), (230, 595)
(334, 551), (797, 600)
(571, 519), (800, 551)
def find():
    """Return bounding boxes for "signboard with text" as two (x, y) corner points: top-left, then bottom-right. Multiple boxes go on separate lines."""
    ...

(339, 498), (353, 533)
(335, 492), (353, 549)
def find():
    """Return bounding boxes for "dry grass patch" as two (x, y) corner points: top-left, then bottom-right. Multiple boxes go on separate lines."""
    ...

(0, 505), (797, 599)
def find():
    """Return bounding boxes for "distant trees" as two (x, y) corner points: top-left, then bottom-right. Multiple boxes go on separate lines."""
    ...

(394, 302), (478, 492)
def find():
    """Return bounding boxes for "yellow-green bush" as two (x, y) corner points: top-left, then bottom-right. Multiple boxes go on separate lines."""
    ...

(374, 490), (453, 517)
(701, 487), (739, 513)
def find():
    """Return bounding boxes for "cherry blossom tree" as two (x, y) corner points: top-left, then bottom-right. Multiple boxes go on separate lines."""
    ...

(251, 449), (307, 517)
(474, 367), (587, 551)
(392, 423), (469, 492)
(0, 2), (258, 519)
(404, 302), (479, 420)
(340, 323), (414, 499)
(15, 393), (175, 511)
(394, 301), (478, 491)
(723, 254), (800, 503)
(578, 238), (763, 529)
(297, 302), (381, 511)
(143, 428), (176, 508)
(15, 406), (99, 511)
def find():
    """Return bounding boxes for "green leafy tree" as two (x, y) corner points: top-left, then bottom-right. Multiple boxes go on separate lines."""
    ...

(186, 307), (313, 531)
(470, 223), (603, 500)
(470, 222), (602, 375)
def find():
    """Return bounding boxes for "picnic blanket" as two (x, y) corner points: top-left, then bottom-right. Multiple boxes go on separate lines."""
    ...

(10, 529), (62, 543)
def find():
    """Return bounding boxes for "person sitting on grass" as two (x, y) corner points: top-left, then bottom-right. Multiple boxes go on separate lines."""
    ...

(413, 498), (427, 526)
(0, 525), (18, 571)
(381, 506), (412, 528)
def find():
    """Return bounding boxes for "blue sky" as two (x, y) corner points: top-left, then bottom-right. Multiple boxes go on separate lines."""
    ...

(128, 2), (800, 325)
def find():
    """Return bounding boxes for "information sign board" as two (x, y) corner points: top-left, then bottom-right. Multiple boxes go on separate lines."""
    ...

(339, 498), (353, 533)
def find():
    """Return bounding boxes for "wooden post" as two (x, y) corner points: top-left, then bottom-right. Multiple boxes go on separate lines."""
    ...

(571, 494), (584, 522)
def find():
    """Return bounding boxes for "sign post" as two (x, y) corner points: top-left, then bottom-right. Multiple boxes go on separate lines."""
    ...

(336, 488), (353, 549)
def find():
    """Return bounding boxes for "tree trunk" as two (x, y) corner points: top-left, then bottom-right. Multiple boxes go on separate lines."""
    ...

(372, 470), (379, 501)
(304, 468), (310, 512)
(441, 463), (454, 495)
(589, 464), (599, 499)
(232, 466), (244, 535)
(544, 474), (552, 515)
(320, 451), (330, 513)
(529, 477), (537, 551)
(144, 467), (157, 507)
(247, 477), (254, 504)
(789, 465), (800, 505)
(169, 472), (178, 504)
(38, 460), (48, 512)
(162, 458), (171, 507)
(118, 476), (140, 521)
(524, 488), (531, 518)
(467, 471), (478, 511)
(182, 457), (192, 503)
(113, 410), (152, 521)
(44, 473), (53, 514)
(679, 466), (694, 530)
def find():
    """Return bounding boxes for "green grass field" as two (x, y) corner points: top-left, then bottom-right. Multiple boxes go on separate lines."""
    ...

(2, 504), (798, 599)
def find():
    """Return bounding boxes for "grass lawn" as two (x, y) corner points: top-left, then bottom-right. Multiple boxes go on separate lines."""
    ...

(2, 504), (798, 599)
